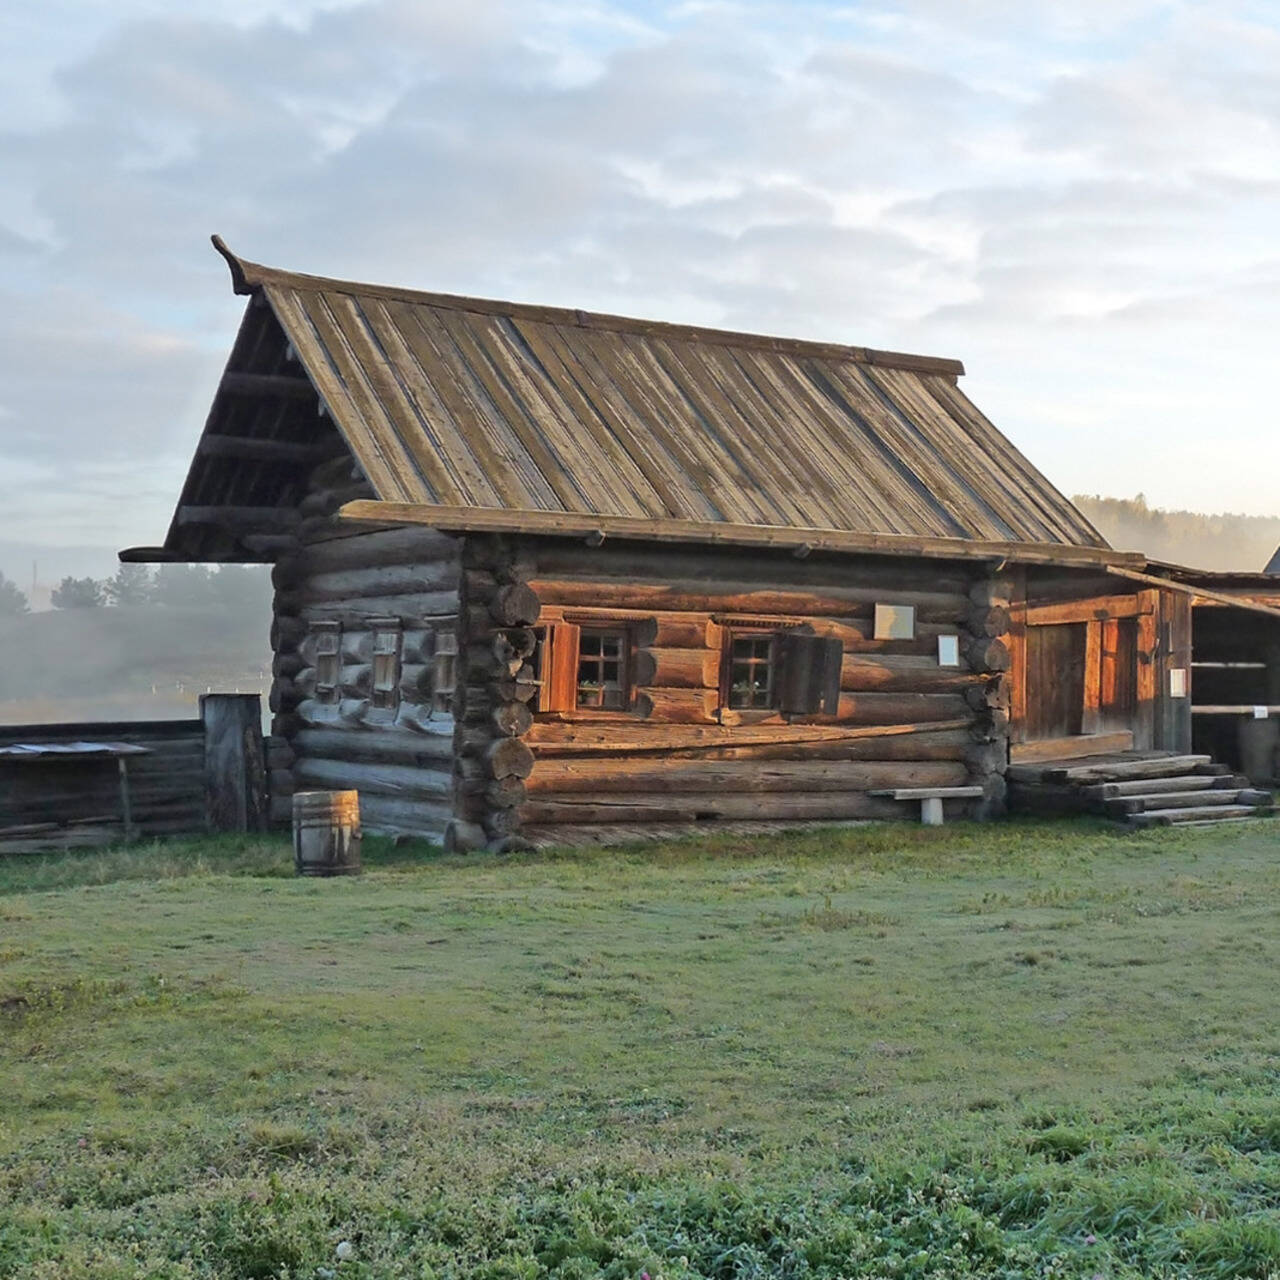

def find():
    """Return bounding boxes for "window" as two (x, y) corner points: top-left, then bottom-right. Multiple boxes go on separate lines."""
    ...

(432, 627), (458, 716)
(726, 632), (776, 709)
(371, 621), (402, 709)
(535, 620), (632, 713)
(312, 622), (341, 704)
(720, 626), (844, 717)
(577, 630), (628, 709)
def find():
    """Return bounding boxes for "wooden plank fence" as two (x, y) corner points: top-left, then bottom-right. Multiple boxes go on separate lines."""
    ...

(0, 695), (276, 855)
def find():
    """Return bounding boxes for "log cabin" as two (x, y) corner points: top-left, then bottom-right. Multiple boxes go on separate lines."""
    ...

(120, 238), (1275, 847)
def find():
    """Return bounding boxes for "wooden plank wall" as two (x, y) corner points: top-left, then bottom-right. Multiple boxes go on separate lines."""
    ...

(266, 461), (463, 839)
(0, 719), (206, 852)
(509, 541), (1008, 840)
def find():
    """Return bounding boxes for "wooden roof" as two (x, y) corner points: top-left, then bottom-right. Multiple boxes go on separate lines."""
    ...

(128, 236), (1113, 563)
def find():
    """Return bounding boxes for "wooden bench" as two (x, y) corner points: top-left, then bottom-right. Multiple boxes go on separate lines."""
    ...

(869, 785), (984, 826)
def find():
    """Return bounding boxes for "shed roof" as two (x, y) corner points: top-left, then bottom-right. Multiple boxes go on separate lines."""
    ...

(129, 237), (1114, 565)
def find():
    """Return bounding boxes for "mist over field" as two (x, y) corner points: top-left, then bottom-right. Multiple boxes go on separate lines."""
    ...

(1073, 496), (1280, 572)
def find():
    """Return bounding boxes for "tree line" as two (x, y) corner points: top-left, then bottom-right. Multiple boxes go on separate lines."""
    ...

(0, 563), (272, 616)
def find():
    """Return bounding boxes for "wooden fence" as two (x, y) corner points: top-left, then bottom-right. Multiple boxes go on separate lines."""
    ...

(0, 695), (273, 855)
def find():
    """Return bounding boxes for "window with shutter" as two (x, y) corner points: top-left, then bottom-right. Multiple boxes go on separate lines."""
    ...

(432, 627), (458, 716)
(723, 631), (778, 710)
(312, 622), (341, 704)
(779, 633), (844, 716)
(371, 622), (402, 709)
(534, 620), (632, 713)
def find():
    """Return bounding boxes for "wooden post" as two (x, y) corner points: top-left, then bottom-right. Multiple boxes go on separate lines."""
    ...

(201, 694), (268, 833)
(116, 756), (136, 842)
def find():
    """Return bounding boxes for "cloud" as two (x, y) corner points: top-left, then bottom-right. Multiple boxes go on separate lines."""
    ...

(1, 0), (1278, 555)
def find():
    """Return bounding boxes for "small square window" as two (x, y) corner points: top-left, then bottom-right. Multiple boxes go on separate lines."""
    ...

(937, 634), (960, 667)
(726, 633), (776, 710)
(576, 629), (628, 710)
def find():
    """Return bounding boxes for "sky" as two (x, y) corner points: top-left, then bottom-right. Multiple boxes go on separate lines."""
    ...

(1, 0), (1278, 559)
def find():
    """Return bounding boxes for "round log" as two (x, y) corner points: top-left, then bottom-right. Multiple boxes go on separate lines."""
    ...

(490, 583), (540, 627)
(491, 701), (534, 738)
(965, 742), (1008, 776)
(967, 605), (1010, 638)
(964, 637), (1011, 673)
(486, 737), (536, 779)
(485, 776), (528, 807)
(444, 820), (488, 853)
(487, 835), (537, 854)
(482, 807), (523, 839)
(271, 614), (308, 652)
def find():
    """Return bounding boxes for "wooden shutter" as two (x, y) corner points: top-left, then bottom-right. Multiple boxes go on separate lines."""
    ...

(779, 633), (843, 715)
(539, 622), (581, 712)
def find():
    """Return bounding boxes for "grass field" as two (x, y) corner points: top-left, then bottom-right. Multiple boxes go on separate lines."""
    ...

(2, 818), (1280, 1278)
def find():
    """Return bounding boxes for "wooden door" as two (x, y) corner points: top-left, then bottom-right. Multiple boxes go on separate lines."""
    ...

(1099, 617), (1137, 732)
(1026, 623), (1087, 740)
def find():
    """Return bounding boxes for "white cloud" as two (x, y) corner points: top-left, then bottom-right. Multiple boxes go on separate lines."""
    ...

(0, 0), (1278, 553)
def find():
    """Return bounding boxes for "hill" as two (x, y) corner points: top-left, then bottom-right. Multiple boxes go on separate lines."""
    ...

(1076, 495), (1280, 571)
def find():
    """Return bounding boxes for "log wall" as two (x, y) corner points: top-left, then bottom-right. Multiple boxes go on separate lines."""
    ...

(494, 540), (1011, 841)
(266, 458), (463, 840)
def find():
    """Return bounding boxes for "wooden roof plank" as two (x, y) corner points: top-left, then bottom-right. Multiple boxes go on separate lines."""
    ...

(266, 287), (409, 502)
(504, 317), (673, 519)
(921, 374), (1106, 548)
(730, 349), (912, 536)
(430, 307), (596, 515)
(783, 356), (961, 538)
(651, 338), (831, 529)
(820, 361), (998, 541)
(862, 365), (1021, 542)
(398, 305), (549, 509)
(555, 325), (728, 522)
(376, 299), (508, 508)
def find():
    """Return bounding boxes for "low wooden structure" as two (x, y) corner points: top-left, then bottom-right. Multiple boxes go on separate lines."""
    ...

(1149, 561), (1280, 786)
(0, 697), (271, 854)
(118, 238), (1267, 848)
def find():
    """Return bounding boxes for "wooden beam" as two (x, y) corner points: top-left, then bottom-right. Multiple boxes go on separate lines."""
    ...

(176, 505), (301, 530)
(197, 432), (325, 463)
(339, 500), (1148, 570)
(219, 371), (316, 400)
(1107, 566), (1280, 621)
(118, 546), (180, 563)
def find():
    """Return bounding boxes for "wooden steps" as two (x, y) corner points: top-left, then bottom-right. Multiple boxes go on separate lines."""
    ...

(1008, 749), (1274, 830)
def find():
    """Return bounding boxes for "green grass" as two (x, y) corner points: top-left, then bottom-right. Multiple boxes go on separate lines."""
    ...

(2, 817), (1280, 1278)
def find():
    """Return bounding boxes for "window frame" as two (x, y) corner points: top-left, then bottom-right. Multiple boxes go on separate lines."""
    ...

(311, 621), (342, 705)
(534, 616), (635, 716)
(369, 619), (403, 711)
(721, 627), (779, 712)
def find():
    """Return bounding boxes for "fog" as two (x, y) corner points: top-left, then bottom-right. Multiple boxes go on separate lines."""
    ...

(1074, 496), (1280, 573)
(2, 499), (1276, 729)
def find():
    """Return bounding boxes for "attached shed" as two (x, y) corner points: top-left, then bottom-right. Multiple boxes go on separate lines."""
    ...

(122, 237), (1219, 847)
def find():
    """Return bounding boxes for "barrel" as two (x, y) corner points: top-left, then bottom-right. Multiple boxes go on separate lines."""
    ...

(292, 790), (362, 876)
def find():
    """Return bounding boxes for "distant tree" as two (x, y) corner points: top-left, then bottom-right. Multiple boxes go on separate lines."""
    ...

(151, 563), (213, 607)
(0, 570), (29, 616)
(50, 576), (104, 608)
(103, 562), (154, 606)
